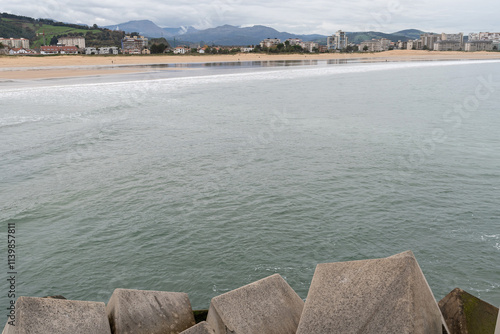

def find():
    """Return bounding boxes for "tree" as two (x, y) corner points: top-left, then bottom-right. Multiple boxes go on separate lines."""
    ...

(423, 45), (428, 50)
(363, 45), (369, 51)
(150, 43), (167, 54)
(494, 45), (498, 51)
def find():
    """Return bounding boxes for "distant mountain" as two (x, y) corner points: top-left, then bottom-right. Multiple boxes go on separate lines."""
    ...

(2, 11), (437, 48)
(105, 20), (166, 37)
(392, 29), (427, 40)
(346, 31), (414, 43)
(104, 20), (197, 38)
(176, 24), (325, 46)
(106, 20), (325, 45)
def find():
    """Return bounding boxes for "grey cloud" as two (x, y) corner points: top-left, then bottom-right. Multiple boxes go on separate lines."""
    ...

(1, 0), (498, 34)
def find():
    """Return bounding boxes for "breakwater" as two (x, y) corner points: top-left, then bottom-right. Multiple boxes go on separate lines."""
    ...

(3, 251), (499, 334)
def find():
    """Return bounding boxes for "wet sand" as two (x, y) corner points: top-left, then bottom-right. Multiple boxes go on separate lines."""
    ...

(1, 50), (499, 80)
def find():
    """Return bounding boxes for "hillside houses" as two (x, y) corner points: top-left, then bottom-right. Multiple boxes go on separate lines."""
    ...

(1, 27), (499, 56)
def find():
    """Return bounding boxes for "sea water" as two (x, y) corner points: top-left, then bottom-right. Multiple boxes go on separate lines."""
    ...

(1, 59), (499, 309)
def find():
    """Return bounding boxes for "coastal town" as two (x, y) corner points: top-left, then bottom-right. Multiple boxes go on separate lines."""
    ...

(1, 30), (499, 56)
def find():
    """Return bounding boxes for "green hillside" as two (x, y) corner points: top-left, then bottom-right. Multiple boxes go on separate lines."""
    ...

(0, 12), (124, 48)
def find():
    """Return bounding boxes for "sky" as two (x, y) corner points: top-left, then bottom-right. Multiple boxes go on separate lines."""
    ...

(1, 0), (499, 35)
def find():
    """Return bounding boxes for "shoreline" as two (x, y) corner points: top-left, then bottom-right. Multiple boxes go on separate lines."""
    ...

(1, 50), (500, 80)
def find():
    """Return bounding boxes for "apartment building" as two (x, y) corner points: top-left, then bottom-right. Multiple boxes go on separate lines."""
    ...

(58, 36), (86, 48)
(359, 38), (391, 52)
(260, 38), (281, 48)
(465, 40), (494, 51)
(0, 37), (30, 49)
(121, 35), (148, 54)
(327, 30), (348, 51)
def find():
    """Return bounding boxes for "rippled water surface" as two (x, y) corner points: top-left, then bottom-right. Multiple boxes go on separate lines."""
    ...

(1, 60), (499, 309)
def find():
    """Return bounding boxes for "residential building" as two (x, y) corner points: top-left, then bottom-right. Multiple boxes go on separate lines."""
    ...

(434, 40), (462, 51)
(465, 40), (493, 51)
(260, 38), (280, 48)
(441, 33), (464, 45)
(327, 30), (348, 51)
(359, 38), (391, 52)
(85, 47), (98, 54)
(397, 40), (408, 49)
(58, 36), (85, 49)
(299, 41), (319, 52)
(0, 37), (30, 49)
(240, 47), (254, 52)
(285, 38), (302, 46)
(469, 32), (500, 42)
(318, 45), (328, 53)
(420, 33), (440, 50)
(98, 47), (119, 55)
(40, 46), (78, 54)
(173, 46), (189, 54)
(8, 48), (35, 55)
(407, 39), (423, 50)
(121, 35), (148, 54)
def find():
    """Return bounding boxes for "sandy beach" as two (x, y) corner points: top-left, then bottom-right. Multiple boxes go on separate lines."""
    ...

(1, 50), (499, 80)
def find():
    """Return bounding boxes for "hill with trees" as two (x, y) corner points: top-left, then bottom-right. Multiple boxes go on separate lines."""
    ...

(0, 12), (124, 48)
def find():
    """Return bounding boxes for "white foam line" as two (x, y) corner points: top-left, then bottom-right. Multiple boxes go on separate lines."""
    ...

(1, 59), (499, 94)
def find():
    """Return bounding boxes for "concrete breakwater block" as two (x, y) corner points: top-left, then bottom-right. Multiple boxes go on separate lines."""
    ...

(439, 288), (499, 334)
(496, 307), (500, 334)
(2, 296), (111, 334)
(296, 250), (445, 333)
(180, 321), (215, 334)
(206, 273), (304, 334)
(106, 288), (195, 334)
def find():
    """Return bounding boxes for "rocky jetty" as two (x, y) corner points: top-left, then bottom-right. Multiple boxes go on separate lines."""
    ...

(3, 251), (498, 334)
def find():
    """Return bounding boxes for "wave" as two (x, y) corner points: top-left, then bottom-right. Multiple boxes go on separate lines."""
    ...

(1, 59), (499, 94)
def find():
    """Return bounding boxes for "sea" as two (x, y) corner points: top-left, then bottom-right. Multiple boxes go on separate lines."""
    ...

(1, 59), (499, 310)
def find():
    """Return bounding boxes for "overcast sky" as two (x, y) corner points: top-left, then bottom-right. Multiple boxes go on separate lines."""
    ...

(2, 0), (499, 35)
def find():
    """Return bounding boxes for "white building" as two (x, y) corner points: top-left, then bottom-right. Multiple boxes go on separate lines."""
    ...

(434, 40), (463, 51)
(285, 38), (302, 46)
(327, 30), (348, 51)
(469, 32), (500, 42)
(85, 47), (98, 55)
(299, 41), (318, 52)
(58, 36), (85, 49)
(441, 33), (463, 44)
(420, 33), (440, 50)
(0, 38), (30, 49)
(8, 48), (34, 55)
(465, 40), (493, 51)
(173, 46), (189, 54)
(359, 38), (391, 52)
(98, 47), (119, 55)
(407, 39), (424, 50)
(240, 47), (254, 52)
(260, 38), (281, 48)
(397, 40), (408, 49)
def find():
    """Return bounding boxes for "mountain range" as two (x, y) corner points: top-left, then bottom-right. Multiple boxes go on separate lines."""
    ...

(104, 20), (426, 46)
(0, 12), (428, 48)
